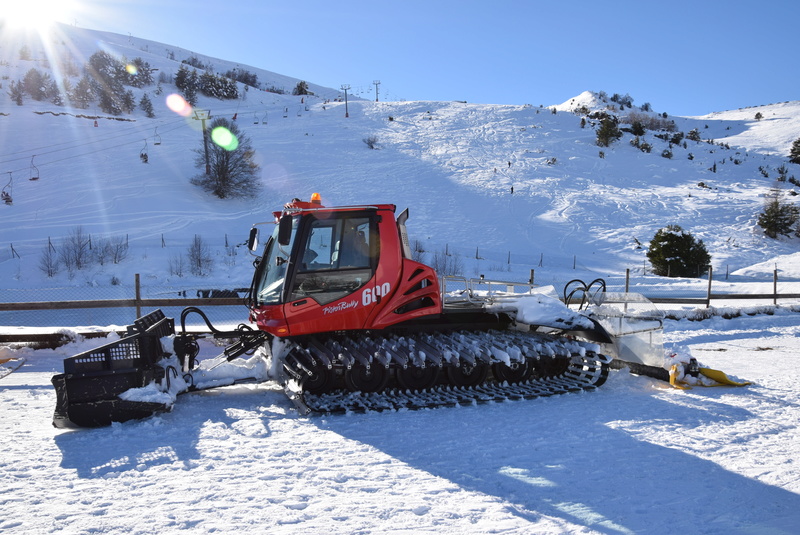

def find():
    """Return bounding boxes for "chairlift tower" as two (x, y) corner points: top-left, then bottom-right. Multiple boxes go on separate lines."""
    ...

(373, 80), (380, 102)
(341, 84), (350, 118)
(193, 109), (212, 175)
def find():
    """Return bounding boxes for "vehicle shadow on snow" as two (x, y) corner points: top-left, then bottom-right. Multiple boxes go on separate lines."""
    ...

(314, 372), (800, 534)
(53, 384), (285, 478)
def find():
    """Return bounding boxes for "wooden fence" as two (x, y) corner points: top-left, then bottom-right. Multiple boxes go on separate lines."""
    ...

(2, 269), (800, 345)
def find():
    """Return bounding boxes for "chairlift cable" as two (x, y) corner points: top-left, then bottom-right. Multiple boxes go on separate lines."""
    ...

(0, 117), (187, 165)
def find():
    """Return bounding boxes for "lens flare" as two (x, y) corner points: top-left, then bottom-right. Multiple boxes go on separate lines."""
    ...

(211, 126), (239, 151)
(166, 93), (192, 117)
(125, 64), (138, 76)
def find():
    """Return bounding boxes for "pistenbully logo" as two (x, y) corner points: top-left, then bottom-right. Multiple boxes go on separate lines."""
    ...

(322, 300), (359, 315)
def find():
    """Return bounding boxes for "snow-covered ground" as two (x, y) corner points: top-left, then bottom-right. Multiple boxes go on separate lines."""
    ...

(2, 310), (800, 534)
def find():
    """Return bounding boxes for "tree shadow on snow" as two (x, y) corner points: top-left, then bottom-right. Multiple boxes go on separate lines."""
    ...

(314, 372), (800, 534)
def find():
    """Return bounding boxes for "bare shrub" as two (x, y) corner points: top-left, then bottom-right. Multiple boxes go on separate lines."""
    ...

(109, 236), (129, 264)
(622, 111), (676, 132)
(430, 248), (463, 277)
(187, 235), (213, 276)
(168, 254), (186, 277)
(94, 236), (128, 265)
(363, 135), (379, 149)
(38, 244), (59, 277)
(58, 226), (91, 274)
(411, 239), (426, 263)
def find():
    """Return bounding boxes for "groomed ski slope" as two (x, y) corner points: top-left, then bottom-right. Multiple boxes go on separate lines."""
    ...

(2, 310), (800, 534)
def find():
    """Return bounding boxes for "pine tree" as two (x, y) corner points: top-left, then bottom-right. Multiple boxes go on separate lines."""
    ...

(71, 76), (94, 109)
(120, 90), (136, 114)
(47, 79), (63, 106)
(646, 225), (711, 278)
(596, 117), (622, 147)
(292, 80), (310, 96)
(8, 80), (24, 105)
(789, 138), (800, 165)
(23, 68), (48, 100)
(190, 117), (261, 199)
(757, 190), (799, 239)
(139, 93), (155, 118)
(174, 65), (191, 93)
(126, 57), (154, 87)
(86, 51), (126, 114)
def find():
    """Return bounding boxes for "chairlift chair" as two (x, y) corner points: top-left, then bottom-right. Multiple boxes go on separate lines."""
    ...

(261, 111), (268, 125)
(2, 172), (12, 205)
(140, 139), (149, 163)
(153, 127), (162, 146)
(30, 155), (39, 181)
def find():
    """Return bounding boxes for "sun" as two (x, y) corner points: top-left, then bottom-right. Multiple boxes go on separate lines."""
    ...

(1, 0), (77, 32)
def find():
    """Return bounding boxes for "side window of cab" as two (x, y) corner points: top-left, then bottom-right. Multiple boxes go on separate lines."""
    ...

(290, 215), (378, 305)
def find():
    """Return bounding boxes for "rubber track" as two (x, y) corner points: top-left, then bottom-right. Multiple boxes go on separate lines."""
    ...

(283, 330), (611, 414)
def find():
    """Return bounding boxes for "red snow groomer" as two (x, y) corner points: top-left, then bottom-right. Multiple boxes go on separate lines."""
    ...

(52, 194), (619, 427)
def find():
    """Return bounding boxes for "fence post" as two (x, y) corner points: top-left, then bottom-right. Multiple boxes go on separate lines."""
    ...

(706, 266), (713, 308)
(774, 269), (778, 305)
(528, 269), (535, 285)
(135, 273), (142, 319)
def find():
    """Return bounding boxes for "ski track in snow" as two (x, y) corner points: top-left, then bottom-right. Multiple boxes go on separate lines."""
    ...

(2, 312), (800, 534)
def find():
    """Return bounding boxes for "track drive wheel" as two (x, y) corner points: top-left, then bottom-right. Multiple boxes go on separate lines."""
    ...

(396, 365), (439, 391)
(533, 356), (570, 379)
(302, 364), (337, 395)
(344, 364), (389, 393)
(446, 361), (489, 388)
(492, 358), (533, 384)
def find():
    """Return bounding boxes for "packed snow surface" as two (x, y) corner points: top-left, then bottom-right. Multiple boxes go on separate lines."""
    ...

(3, 311), (800, 534)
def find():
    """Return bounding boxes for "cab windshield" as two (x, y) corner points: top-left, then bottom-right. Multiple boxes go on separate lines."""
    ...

(253, 217), (298, 305)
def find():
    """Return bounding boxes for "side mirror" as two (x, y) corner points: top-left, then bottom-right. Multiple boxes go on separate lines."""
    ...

(278, 215), (293, 246)
(247, 227), (259, 252)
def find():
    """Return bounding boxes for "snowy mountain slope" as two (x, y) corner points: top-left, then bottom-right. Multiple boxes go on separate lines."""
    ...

(691, 100), (800, 157)
(1, 24), (799, 295)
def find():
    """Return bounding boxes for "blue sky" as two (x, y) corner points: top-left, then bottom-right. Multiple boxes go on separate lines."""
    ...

(43, 0), (800, 116)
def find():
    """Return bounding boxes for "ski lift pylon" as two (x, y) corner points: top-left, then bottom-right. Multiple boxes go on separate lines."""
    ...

(30, 155), (39, 181)
(153, 127), (162, 146)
